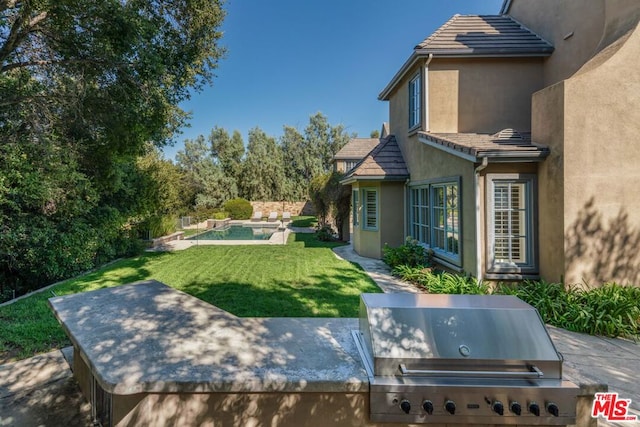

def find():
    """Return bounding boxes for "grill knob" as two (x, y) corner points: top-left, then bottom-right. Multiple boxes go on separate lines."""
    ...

(445, 400), (456, 415)
(400, 399), (411, 414)
(510, 401), (522, 416)
(492, 401), (504, 416)
(529, 402), (541, 416)
(422, 400), (434, 415)
(547, 402), (560, 417)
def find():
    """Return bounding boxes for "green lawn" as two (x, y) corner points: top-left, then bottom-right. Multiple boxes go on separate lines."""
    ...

(0, 232), (379, 362)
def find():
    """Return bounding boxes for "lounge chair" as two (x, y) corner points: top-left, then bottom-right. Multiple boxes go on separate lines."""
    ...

(267, 211), (278, 222)
(282, 212), (291, 223)
(251, 211), (262, 222)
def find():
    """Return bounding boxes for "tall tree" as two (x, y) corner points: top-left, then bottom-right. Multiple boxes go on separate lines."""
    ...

(176, 135), (235, 209)
(0, 0), (226, 298)
(279, 113), (353, 201)
(136, 145), (189, 237)
(209, 126), (244, 191)
(241, 127), (285, 201)
(304, 112), (352, 173)
(280, 125), (309, 200)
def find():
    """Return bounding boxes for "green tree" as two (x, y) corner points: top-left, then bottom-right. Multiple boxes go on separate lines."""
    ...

(136, 145), (189, 238)
(279, 113), (353, 201)
(240, 127), (285, 201)
(370, 129), (380, 138)
(308, 171), (351, 241)
(176, 135), (235, 209)
(210, 127), (244, 180)
(304, 112), (352, 173)
(280, 125), (310, 200)
(208, 126), (244, 201)
(0, 0), (226, 298)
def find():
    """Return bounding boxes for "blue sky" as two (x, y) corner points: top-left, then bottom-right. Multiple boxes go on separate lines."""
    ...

(164, 0), (504, 160)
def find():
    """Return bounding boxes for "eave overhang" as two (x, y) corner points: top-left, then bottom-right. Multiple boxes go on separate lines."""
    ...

(378, 14), (554, 101)
(340, 175), (409, 186)
(418, 132), (550, 164)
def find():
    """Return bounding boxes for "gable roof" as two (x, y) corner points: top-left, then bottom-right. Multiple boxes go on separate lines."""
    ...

(333, 138), (380, 160)
(418, 130), (550, 162)
(415, 15), (553, 56)
(341, 135), (409, 184)
(379, 14), (553, 100)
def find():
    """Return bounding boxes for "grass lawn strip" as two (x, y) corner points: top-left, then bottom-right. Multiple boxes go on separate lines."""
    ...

(0, 232), (379, 362)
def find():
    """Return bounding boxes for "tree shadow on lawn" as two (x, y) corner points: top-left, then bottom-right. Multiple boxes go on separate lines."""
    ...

(180, 268), (379, 318)
(54, 252), (169, 296)
(289, 232), (348, 249)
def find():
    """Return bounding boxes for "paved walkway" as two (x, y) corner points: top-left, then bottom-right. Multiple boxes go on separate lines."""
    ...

(1, 242), (638, 426)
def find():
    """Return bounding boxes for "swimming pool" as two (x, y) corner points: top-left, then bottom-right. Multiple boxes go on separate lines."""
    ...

(186, 225), (277, 241)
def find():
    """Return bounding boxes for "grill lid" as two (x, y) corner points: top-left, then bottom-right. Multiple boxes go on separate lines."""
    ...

(358, 293), (562, 377)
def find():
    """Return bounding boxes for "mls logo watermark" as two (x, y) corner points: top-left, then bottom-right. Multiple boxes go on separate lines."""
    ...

(592, 392), (638, 422)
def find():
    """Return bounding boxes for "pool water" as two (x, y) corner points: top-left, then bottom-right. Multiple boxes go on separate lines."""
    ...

(186, 225), (277, 241)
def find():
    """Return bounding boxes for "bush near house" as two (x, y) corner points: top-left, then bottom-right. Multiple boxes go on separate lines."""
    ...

(223, 198), (253, 219)
(390, 263), (640, 340)
(383, 237), (433, 268)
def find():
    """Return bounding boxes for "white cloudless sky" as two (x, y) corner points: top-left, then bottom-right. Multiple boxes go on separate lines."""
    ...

(163, 0), (504, 160)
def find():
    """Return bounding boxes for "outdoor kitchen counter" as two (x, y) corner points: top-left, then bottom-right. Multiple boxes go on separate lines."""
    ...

(48, 280), (369, 395)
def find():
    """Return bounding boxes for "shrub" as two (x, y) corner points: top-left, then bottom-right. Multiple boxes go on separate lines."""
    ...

(383, 237), (432, 268)
(190, 206), (219, 221)
(223, 198), (253, 219)
(315, 224), (337, 242)
(496, 281), (639, 339)
(392, 266), (639, 339)
(393, 266), (488, 295)
(213, 211), (229, 220)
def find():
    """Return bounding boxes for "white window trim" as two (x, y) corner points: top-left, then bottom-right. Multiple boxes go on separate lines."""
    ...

(486, 174), (538, 274)
(362, 188), (378, 231)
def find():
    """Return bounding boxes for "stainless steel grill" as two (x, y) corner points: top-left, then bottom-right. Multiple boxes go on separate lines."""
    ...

(352, 293), (579, 425)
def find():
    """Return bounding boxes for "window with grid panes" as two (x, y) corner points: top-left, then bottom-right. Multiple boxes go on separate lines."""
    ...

(408, 180), (461, 265)
(410, 187), (429, 244)
(362, 188), (378, 230)
(408, 73), (421, 130)
(431, 183), (459, 256)
(352, 190), (359, 226)
(487, 175), (537, 273)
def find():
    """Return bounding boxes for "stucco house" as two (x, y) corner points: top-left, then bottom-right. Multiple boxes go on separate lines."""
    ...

(343, 0), (640, 286)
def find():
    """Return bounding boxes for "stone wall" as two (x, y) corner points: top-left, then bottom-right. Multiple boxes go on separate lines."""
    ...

(250, 201), (315, 216)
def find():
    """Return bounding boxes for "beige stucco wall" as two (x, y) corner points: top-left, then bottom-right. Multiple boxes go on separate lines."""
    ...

(387, 58), (543, 141)
(532, 82), (566, 283)
(351, 182), (405, 259)
(351, 183), (381, 259)
(562, 21), (640, 285)
(533, 20), (640, 285)
(379, 182), (406, 252)
(429, 59), (544, 133)
(508, 0), (640, 86)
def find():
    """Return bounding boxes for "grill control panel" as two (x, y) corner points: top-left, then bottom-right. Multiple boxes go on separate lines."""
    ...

(370, 384), (578, 425)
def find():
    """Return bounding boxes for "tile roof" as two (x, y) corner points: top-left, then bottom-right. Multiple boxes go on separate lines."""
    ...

(334, 138), (380, 160)
(419, 130), (550, 161)
(379, 14), (553, 101)
(341, 136), (409, 183)
(416, 15), (553, 56)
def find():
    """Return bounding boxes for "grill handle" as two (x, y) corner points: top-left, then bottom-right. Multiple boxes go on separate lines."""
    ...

(398, 364), (544, 379)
